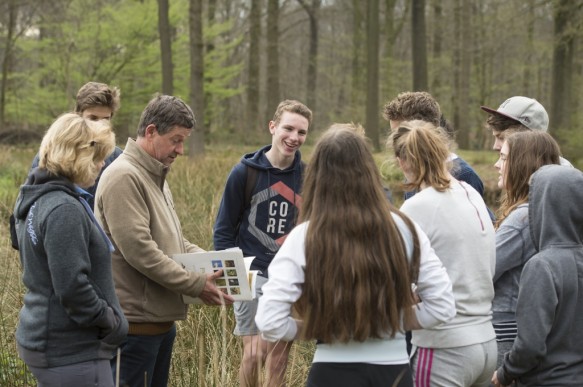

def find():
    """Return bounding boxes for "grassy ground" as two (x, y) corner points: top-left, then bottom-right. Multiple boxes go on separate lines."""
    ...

(0, 143), (501, 386)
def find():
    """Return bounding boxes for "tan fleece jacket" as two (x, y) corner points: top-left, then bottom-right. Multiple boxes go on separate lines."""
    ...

(95, 138), (206, 323)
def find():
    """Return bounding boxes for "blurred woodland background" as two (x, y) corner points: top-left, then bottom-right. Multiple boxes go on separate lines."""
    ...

(0, 0), (582, 163)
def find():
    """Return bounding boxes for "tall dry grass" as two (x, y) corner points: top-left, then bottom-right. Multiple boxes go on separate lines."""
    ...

(166, 145), (316, 386)
(0, 144), (318, 386)
(0, 143), (499, 386)
(0, 145), (35, 385)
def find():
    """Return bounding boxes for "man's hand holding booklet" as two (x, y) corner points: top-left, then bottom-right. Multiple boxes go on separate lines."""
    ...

(173, 248), (259, 304)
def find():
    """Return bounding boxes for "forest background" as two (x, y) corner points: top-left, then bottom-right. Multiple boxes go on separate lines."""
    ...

(0, 0), (582, 165)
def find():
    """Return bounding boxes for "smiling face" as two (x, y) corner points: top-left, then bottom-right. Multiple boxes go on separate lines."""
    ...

(269, 111), (309, 162)
(141, 124), (191, 166)
(494, 141), (509, 189)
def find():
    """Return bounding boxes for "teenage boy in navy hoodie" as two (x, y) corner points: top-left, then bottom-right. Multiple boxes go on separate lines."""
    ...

(214, 100), (312, 387)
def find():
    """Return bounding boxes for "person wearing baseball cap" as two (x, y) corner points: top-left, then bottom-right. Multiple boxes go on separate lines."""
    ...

(481, 96), (549, 150)
(481, 96), (572, 166)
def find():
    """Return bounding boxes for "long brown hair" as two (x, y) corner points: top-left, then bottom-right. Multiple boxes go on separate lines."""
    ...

(390, 120), (452, 192)
(295, 124), (420, 343)
(496, 131), (561, 227)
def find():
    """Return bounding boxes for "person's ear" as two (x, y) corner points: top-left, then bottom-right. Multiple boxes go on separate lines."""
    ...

(268, 121), (276, 135)
(145, 124), (157, 138)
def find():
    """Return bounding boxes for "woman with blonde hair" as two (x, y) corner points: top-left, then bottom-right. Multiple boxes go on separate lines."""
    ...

(11, 113), (128, 386)
(391, 120), (496, 387)
(491, 130), (561, 368)
(256, 124), (455, 387)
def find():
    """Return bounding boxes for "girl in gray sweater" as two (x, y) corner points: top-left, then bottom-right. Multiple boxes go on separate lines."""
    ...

(492, 131), (560, 368)
(493, 165), (583, 386)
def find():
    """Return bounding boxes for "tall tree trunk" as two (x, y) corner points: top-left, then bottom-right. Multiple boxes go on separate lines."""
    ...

(351, 0), (364, 109)
(366, 0), (380, 150)
(205, 0), (216, 131)
(157, 0), (173, 95)
(411, 0), (428, 91)
(522, 0), (535, 94)
(457, 0), (471, 148)
(189, 0), (205, 157)
(452, 0), (470, 149)
(0, 0), (17, 131)
(266, 0), (280, 120)
(383, 0), (409, 102)
(474, 1), (491, 149)
(246, 0), (261, 132)
(550, 0), (576, 131)
(206, 0), (217, 53)
(430, 0), (443, 94)
(452, 0), (461, 144)
(297, 0), (321, 116)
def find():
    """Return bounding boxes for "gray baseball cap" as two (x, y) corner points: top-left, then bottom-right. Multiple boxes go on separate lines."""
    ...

(481, 96), (548, 131)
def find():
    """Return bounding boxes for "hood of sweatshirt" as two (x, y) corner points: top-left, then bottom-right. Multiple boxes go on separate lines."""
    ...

(529, 164), (583, 252)
(14, 168), (78, 221)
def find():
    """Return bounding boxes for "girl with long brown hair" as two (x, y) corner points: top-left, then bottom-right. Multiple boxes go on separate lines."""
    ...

(256, 124), (455, 387)
(492, 130), (561, 369)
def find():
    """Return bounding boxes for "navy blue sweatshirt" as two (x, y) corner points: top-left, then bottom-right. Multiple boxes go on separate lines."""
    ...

(213, 145), (304, 276)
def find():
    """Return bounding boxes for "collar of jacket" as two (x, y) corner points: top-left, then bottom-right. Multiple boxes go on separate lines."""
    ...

(124, 138), (170, 190)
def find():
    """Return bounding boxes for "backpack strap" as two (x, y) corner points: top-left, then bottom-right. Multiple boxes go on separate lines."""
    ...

(235, 165), (258, 234)
(244, 165), (258, 210)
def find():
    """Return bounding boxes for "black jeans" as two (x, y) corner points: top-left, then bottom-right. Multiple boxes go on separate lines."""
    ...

(306, 362), (413, 387)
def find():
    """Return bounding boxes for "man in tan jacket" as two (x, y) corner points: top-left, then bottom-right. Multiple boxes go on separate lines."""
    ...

(96, 94), (233, 387)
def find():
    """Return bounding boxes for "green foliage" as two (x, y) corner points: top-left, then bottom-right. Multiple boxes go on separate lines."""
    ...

(5, 0), (161, 134)
(3, 1), (159, 134)
(2, 0), (583, 150)
(4, 0), (246, 141)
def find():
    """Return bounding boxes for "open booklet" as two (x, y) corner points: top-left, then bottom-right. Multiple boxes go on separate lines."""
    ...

(173, 248), (259, 304)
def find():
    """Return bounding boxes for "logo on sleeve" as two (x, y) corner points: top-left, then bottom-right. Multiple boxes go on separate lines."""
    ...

(27, 203), (38, 245)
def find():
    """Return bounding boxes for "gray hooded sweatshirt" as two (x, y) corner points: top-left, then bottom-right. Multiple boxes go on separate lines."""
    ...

(13, 169), (128, 368)
(496, 164), (583, 386)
